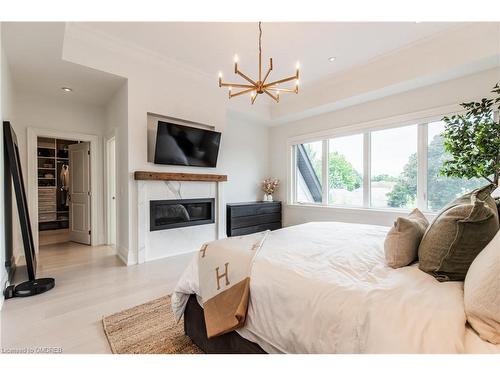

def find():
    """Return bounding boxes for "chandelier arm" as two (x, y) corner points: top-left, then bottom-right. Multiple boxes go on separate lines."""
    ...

(262, 60), (273, 84)
(229, 87), (256, 98)
(251, 93), (258, 105)
(263, 75), (297, 88)
(236, 69), (258, 86)
(266, 87), (295, 93)
(263, 89), (279, 102)
(220, 82), (255, 89)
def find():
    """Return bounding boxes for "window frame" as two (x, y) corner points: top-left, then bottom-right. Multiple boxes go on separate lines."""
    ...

(287, 104), (496, 213)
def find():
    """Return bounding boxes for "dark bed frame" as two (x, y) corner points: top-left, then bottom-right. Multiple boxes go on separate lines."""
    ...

(183, 294), (266, 354)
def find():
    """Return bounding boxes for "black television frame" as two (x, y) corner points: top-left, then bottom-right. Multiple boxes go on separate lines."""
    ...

(154, 121), (222, 168)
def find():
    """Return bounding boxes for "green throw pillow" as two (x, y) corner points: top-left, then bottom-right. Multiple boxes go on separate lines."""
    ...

(418, 184), (499, 281)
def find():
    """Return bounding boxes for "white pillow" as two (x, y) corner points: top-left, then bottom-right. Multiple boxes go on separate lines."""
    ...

(464, 230), (500, 344)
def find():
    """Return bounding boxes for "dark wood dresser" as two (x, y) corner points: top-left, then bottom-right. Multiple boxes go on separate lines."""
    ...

(226, 201), (282, 237)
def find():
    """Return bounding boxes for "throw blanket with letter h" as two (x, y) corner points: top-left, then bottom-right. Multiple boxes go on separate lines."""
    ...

(198, 230), (269, 338)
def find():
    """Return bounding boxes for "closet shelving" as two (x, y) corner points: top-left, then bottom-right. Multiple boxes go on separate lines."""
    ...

(37, 137), (78, 232)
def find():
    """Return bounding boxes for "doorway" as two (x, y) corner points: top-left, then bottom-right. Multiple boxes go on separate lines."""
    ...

(106, 136), (117, 246)
(27, 127), (101, 253)
(37, 137), (91, 247)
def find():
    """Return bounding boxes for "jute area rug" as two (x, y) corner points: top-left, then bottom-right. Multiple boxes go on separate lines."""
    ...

(102, 295), (203, 354)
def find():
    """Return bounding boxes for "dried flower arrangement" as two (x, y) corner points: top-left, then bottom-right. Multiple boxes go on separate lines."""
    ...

(262, 178), (280, 195)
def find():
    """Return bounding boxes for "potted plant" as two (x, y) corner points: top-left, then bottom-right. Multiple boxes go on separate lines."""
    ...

(441, 83), (500, 191)
(262, 178), (280, 202)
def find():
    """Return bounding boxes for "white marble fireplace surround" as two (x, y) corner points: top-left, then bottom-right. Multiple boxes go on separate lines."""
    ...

(137, 178), (225, 263)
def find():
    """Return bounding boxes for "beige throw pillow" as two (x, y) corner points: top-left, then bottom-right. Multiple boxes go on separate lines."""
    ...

(384, 208), (429, 268)
(418, 184), (499, 281)
(464, 230), (500, 344)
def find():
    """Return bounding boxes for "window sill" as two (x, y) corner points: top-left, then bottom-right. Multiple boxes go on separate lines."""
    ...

(285, 202), (437, 218)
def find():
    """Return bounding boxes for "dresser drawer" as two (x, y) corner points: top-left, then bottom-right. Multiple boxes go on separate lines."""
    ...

(231, 212), (281, 229)
(230, 203), (281, 218)
(230, 222), (282, 237)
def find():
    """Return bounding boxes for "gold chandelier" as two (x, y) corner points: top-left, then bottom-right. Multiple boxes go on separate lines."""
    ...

(218, 22), (300, 104)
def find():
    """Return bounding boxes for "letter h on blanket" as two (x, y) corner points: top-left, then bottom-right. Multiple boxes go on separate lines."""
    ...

(215, 262), (230, 290)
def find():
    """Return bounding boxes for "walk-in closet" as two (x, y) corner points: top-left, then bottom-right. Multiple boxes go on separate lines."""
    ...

(37, 137), (79, 246)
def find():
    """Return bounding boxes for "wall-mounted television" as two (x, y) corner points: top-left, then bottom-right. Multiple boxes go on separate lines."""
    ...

(153, 121), (222, 167)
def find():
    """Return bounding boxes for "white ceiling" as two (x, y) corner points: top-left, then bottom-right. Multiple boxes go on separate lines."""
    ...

(3, 22), (475, 112)
(3, 22), (126, 106)
(82, 22), (458, 87)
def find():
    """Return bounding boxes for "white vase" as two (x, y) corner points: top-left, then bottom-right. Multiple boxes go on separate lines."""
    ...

(267, 194), (273, 202)
(263, 193), (268, 202)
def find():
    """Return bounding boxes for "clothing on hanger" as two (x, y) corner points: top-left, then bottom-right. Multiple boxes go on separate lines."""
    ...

(60, 164), (69, 189)
(60, 164), (70, 207)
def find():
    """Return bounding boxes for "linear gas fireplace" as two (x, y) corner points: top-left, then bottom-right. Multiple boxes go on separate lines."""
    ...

(150, 198), (215, 231)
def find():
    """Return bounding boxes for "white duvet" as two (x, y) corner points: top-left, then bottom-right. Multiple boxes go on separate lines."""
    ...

(172, 222), (500, 353)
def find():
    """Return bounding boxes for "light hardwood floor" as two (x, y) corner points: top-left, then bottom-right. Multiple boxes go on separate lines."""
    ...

(0, 242), (192, 353)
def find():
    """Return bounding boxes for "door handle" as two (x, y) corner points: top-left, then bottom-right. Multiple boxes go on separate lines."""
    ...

(112, 196), (115, 200)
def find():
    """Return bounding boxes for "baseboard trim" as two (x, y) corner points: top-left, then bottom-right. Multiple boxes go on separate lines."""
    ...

(116, 245), (198, 266)
(144, 249), (197, 263)
(116, 245), (131, 266)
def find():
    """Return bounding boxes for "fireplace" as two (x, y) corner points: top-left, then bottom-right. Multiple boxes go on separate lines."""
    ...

(150, 198), (215, 231)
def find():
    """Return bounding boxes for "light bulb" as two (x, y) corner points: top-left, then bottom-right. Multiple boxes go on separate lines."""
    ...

(218, 71), (222, 78)
(234, 54), (239, 63)
(295, 79), (300, 87)
(296, 61), (300, 69)
(228, 86), (232, 92)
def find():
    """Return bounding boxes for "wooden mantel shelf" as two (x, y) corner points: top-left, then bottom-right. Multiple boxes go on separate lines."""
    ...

(134, 171), (228, 182)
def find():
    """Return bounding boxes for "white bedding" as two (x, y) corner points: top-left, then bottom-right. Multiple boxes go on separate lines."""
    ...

(172, 222), (500, 353)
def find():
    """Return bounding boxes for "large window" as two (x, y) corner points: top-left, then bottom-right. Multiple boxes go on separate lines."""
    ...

(291, 114), (494, 212)
(371, 125), (417, 209)
(328, 134), (363, 206)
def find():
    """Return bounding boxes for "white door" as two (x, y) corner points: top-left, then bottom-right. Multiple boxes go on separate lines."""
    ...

(107, 137), (117, 245)
(69, 142), (91, 245)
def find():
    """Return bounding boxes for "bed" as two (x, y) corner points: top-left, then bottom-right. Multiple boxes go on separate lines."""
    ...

(172, 222), (500, 354)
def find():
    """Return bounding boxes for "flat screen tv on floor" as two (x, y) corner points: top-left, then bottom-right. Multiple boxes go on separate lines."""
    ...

(154, 121), (222, 167)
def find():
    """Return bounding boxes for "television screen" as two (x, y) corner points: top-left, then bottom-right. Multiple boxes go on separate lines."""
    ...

(154, 121), (222, 167)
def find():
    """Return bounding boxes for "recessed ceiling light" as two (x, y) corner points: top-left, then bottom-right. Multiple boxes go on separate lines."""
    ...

(328, 56), (336, 62)
(61, 87), (73, 92)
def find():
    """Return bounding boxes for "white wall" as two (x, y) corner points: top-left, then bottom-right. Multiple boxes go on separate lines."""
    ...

(269, 67), (500, 228)
(219, 113), (269, 204)
(10, 90), (107, 255)
(104, 81), (128, 262)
